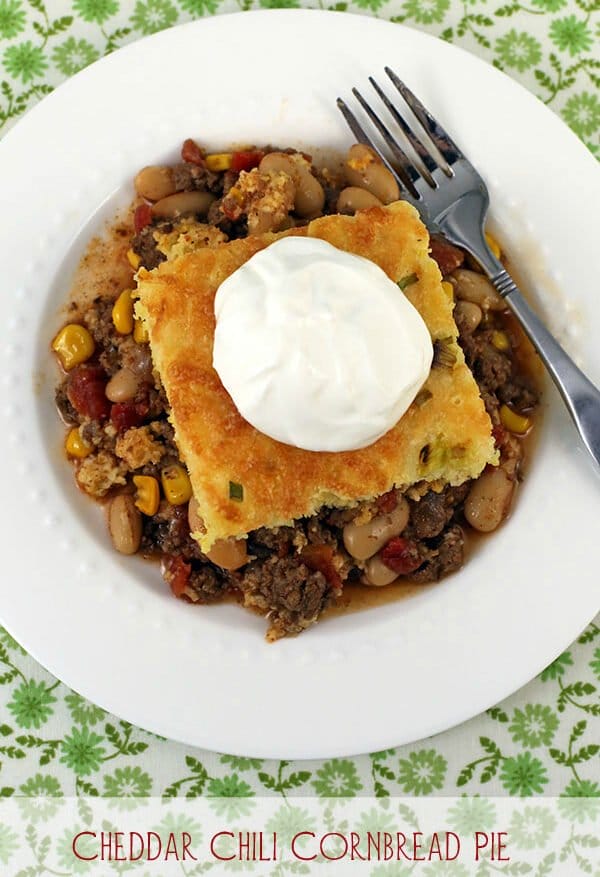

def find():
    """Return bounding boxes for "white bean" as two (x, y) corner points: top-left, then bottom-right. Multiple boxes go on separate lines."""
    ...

(108, 494), (142, 555)
(344, 144), (399, 204)
(451, 269), (505, 311)
(364, 554), (400, 587)
(294, 171), (325, 218)
(454, 300), (483, 333)
(151, 190), (215, 219)
(205, 537), (249, 571)
(105, 367), (140, 403)
(134, 166), (177, 201)
(343, 498), (409, 561)
(337, 186), (383, 214)
(258, 152), (296, 176)
(247, 209), (280, 235)
(464, 467), (514, 532)
(259, 152), (324, 218)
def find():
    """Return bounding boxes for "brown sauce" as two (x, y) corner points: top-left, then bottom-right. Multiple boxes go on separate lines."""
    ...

(62, 208), (135, 320)
(325, 578), (424, 617)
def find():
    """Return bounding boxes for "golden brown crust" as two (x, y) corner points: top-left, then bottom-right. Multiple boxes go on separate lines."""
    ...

(153, 220), (228, 259)
(115, 426), (164, 469)
(136, 202), (497, 550)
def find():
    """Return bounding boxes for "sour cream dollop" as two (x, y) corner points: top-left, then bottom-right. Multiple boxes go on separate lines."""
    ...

(213, 237), (433, 452)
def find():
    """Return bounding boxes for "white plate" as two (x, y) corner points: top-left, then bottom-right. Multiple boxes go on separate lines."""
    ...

(0, 10), (598, 759)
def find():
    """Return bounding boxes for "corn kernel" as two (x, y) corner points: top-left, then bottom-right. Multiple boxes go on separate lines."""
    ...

(133, 318), (149, 344)
(133, 475), (160, 516)
(441, 281), (454, 300)
(161, 465), (192, 506)
(205, 153), (233, 172)
(485, 232), (501, 260)
(52, 324), (95, 370)
(228, 186), (243, 205)
(500, 404), (531, 435)
(127, 249), (141, 270)
(492, 330), (510, 352)
(65, 427), (92, 459)
(112, 290), (135, 335)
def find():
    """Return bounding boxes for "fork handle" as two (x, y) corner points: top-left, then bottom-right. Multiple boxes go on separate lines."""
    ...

(491, 267), (600, 468)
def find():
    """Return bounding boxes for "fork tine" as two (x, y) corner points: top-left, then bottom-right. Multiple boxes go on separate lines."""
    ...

(336, 96), (373, 148)
(384, 67), (461, 172)
(368, 77), (437, 186)
(350, 89), (421, 197)
(336, 97), (418, 198)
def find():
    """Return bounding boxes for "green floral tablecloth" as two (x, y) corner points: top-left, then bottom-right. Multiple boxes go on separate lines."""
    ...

(0, 0), (599, 807)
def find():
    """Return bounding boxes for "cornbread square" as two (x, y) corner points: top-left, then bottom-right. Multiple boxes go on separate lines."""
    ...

(135, 202), (497, 551)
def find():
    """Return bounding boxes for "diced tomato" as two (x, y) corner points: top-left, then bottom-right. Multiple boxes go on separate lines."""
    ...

(231, 150), (264, 173)
(133, 203), (153, 234)
(66, 365), (111, 421)
(376, 489), (398, 515)
(110, 400), (149, 432)
(301, 544), (342, 591)
(380, 537), (422, 575)
(163, 555), (191, 598)
(429, 235), (464, 276)
(181, 138), (204, 166)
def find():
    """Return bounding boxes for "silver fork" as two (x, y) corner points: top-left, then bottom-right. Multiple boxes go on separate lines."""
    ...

(338, 68), (600, 469)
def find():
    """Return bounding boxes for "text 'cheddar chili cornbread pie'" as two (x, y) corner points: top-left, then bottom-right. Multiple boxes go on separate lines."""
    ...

(52, 139), (540, 640)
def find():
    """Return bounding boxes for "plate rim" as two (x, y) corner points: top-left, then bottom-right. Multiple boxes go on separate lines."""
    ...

(1, 9), (599, 759)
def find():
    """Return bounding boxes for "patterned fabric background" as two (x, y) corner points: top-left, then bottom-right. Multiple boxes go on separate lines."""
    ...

(0, 0), (599, 148)
(0, 0), (598, 820)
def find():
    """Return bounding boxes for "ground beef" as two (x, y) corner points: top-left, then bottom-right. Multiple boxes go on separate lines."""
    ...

(479, 389), (500, 424)
(222, 169), (238, 195)
(119, 339), (153, 378)
(187, 565), (229, 603)
(469, 337), (512, 394)
(326, 506), (360, 527)
(248, 526), (297, 557)
(498, 378), (539, 411)
(410, 483), (470, 539)
(478, 348), (513, 394)
(55, 382), (79, 425)
(410, 491), (447, 539)
(460, 327), (539, 411)
(82, 297), (126, 375)
(241, 555), (334, 640)
(149, 418), (177, 449)
(171, 162), (224, 195)
(134, 420), (180, 479)
(145, 383), (169, 420)
(81, 418), (116, 453)
(305, 515), (338, 547)
(205, 199), (249, 239)
(141, 503), (202, 559)
(206, 199), (225, 227)
(131, 226), (165, 270)
(409, 525), (464, 584)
